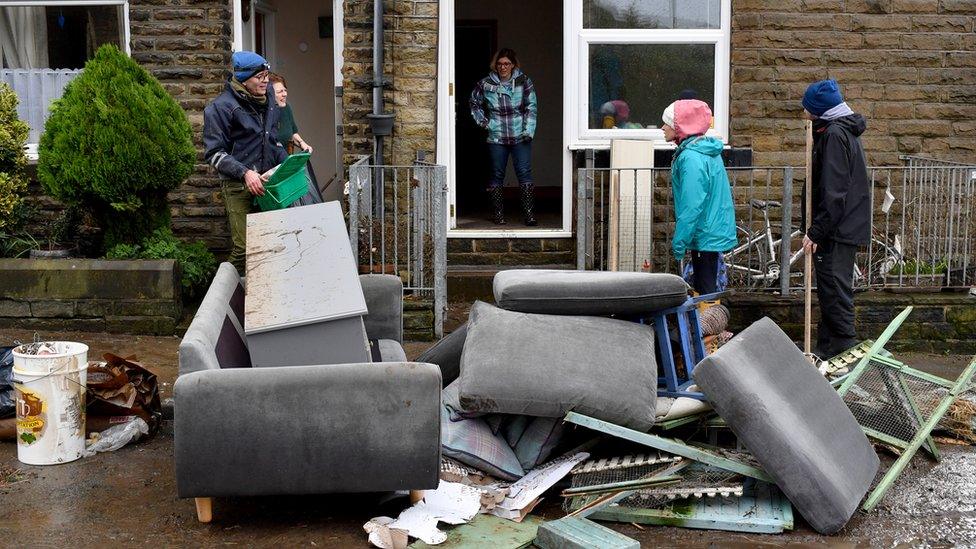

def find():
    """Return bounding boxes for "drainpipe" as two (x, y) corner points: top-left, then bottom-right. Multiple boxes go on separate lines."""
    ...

(367, 0), (394, 217)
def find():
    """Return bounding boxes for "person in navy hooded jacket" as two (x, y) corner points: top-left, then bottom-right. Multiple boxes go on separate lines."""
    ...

(800, 79), (870, 359)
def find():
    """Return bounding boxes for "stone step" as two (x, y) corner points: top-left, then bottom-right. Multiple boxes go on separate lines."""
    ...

(447, 264), (575, 303)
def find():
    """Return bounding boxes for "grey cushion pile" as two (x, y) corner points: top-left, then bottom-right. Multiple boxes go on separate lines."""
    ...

(692, 317), (880, 535)
(493, 269), (689, 316)
(458, 301), (658, 431)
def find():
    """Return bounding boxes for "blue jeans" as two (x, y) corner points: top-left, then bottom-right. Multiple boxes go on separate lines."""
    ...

(487, 141), (533, 188)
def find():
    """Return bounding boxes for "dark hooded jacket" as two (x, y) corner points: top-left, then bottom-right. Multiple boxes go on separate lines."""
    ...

(203, 81), (287, 181)
(807, 114), (870, 246)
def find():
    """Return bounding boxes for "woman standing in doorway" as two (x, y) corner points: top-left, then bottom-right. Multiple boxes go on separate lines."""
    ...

(469, 48), (538, 226)
(269, 73), (312, 154)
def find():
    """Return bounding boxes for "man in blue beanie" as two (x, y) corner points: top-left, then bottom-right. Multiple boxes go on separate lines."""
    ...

(203, 51), (287, 273)
(800, 79), (870, 359)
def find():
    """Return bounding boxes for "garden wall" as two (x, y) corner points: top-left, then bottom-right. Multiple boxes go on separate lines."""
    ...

(0, 259), (182, 335)
(726, 290), (976, 353)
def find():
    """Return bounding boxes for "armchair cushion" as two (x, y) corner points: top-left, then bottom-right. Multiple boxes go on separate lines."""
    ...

(458, 301), (658, 431)
(360, 274), (403, 342)
(493, 269), (689, 316)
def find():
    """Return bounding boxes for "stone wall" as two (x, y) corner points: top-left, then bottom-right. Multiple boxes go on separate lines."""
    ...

(726, 291), (976, 353)
(731, 0), (976, 166)
(341, 0), (439, 168)
(130, 0), (233, 252)
(0, 259), (182, 335)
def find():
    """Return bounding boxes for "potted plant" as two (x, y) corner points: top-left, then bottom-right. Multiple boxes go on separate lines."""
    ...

(37, 44), (195, 254)
(29, 206), (80, 259)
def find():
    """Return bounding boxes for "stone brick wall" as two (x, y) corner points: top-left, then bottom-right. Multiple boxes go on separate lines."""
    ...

(130, 0), (233, 252)
(341, 0), (438, 168)
(727, 291), (976, 353)
(731, 0), (976, 166)
(0, 259), (182, 335)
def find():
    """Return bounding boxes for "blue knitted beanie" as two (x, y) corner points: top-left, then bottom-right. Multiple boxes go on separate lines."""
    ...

(232, 51), (269, 82)
(802, 79), (843, 117)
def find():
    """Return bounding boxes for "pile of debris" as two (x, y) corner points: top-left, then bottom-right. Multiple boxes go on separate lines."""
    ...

(366, 270), (976, 548)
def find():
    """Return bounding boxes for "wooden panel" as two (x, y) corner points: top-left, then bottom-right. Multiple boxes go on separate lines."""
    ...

(609, 139), (655, 272)
(409, 514), (542, 549)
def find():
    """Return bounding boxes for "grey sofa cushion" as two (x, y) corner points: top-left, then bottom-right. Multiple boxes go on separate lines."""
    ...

(493, 270), (689, 316)
(416, 323), (468, 387)
(360, 274), (403, 342)
(458, 301), (658, 431)
(692, 317), (880, 535)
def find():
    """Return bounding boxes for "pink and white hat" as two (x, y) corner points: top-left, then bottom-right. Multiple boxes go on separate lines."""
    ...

(662, 99), (713, 142)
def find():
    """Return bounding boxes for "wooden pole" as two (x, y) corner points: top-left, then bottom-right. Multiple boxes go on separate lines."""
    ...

(804, 120), (814, 356)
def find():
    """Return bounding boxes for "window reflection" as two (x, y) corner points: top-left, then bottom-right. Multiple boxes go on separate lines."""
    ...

(583, 0), (721, 29)
(589, 44), (715, 130)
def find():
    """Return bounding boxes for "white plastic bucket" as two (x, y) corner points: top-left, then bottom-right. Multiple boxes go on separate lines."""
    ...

(12, 342), (89, 465)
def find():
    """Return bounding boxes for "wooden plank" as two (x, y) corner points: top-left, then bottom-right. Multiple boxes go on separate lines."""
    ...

(608, 139), (654, 271)
(589, 479), (793, 534)
(564, 412), (773, 482)
(535, 516), (639, 549)
(409, 514), (542, 549)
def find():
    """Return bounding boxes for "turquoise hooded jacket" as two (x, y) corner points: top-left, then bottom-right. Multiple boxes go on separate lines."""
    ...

(670, 136), (737, 260)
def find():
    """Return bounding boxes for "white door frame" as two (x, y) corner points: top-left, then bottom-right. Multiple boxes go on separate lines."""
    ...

(437, 0), (572, 239)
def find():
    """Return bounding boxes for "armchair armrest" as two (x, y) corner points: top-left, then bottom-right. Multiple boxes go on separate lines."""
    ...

(360, 274), (403, 342)
(174, 362), (441, 498)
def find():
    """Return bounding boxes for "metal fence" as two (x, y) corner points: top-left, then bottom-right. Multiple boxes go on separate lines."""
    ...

(577, 158), (976, 293)
(347, 156), (448, 337)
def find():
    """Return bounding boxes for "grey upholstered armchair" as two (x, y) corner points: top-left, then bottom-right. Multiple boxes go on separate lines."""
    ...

(174, 263), (441, 522)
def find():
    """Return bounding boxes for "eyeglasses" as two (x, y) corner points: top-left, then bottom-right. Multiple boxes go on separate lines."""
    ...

(253, 71), (270, 81)
(496, 61), (513, 67)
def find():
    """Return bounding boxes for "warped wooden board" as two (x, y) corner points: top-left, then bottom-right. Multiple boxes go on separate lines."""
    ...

(608, 139), (654, 272)
(588, 479), (794, 534)
(409, 514), (542, 549)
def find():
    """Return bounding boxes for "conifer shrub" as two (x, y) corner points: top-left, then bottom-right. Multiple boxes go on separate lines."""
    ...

(37, 44), (195, 251)
(0, 82), (29, 231)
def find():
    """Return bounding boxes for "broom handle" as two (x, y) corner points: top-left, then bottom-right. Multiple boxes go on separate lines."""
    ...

(804, 120), (814, 355)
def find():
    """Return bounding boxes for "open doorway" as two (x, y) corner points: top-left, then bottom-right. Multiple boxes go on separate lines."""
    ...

(454, 0), (563, 231)
(237, 0), (340, 201)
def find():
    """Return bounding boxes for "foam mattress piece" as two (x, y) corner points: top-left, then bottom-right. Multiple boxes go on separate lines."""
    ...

(458, 301), (658, 431)
(493, 269), (689, 316)
(692, 317), (879, 535)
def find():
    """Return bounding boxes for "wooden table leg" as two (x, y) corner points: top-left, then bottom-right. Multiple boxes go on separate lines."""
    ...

(409, 490), (424, 504)
(195, 497), (213, 523)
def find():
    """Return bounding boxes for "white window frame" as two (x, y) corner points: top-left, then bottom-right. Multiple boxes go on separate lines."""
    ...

(566, 0), (730, 147)
(0, 0), (130, 160)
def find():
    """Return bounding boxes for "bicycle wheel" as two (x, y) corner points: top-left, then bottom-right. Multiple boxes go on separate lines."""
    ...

(724, 226), (769, 289)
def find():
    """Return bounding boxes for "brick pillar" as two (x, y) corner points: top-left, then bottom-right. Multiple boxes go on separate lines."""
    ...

(130, 0), (233, 252)
(342, 0), (439, 168)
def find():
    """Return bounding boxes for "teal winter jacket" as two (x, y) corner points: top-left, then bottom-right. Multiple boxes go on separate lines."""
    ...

(670, 136), (737, 260)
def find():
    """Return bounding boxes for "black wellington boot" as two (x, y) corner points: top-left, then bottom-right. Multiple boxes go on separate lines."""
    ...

(520, 184), (538, 226)
(488, 186), (506, 225)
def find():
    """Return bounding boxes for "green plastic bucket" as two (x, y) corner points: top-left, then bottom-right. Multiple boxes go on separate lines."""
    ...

(255, 152), (311, 211)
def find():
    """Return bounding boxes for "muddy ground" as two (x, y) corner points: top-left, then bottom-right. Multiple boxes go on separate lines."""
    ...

(2, 328), (975, 547)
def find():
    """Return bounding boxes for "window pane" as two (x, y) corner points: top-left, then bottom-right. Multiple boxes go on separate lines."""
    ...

(588, 44), (714, 130)
(0, 5), (122, 70)
(583, 0), (721, 29)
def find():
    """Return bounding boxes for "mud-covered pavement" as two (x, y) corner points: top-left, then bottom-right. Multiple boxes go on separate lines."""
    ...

(2, 328), (975, 547)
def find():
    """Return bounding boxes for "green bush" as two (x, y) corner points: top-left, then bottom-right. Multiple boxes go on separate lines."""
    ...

(38, 44), (195, 251)
(0, 82), (29, 231)
(106, 228), (217, 299)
